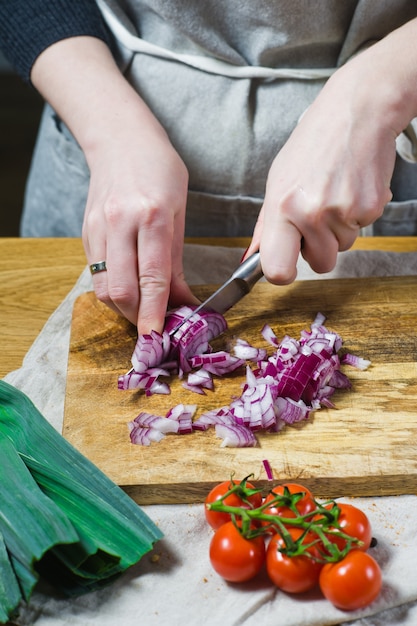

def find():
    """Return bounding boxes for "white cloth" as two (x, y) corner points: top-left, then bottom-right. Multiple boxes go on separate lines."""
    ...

(5, 244), (417, 626)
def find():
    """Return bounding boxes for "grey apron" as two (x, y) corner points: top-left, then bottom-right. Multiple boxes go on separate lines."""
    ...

(21, 0), (417, 238)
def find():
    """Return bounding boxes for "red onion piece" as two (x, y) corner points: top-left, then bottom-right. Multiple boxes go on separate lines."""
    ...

(192, 407), (234, 431)
(132, 412), (179, 434)
(261, 324), (279, 347)
(189, 351), (244, 375)
(186, 368), (214, 390)
(118, 367), (172, 392)
(263, 459), (274, 481)
(165, 403), (197, 434)
(274, 396), (311, 424)
(181, 382), (206, 395)
(233, 338), (267, 362)
(166, 306), (227, 374)
(128, 425), (166, 446)
(215, 423), (257, 448)
(341, 353), (372, 370)
(131, 330), (171, 373)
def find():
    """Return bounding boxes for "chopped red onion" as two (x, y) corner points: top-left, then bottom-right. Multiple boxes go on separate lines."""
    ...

(124, 310), (370, 447)
(128, 425), (166, 446)
(118, 367), (172, 392)
(341, 353), (372, 370)
(131, 411), (179, 433)
(182, 382), (207, 395)
(167, 306), (227, 374)
(263, 459), (274, 481)
(312, 311), (326, 326)
(274, 396), (311, 424)
(261, 323), (279, 347)
(131, 330), (171, 373)
(215, 423), (257, 448)
(186, 368), (214, 390)
(233, 338), (267, 362)
(192, 407), (234, 431)
(166, 403), (197, 434)
(189, 351), (244, 376)
(144, 379), (171, 396)
(123, 305), (229, 395)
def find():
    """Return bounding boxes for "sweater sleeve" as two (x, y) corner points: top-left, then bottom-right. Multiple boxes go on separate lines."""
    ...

(0, 0), (110, 82)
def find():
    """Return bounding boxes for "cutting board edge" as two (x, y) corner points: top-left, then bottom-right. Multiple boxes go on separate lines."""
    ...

(121, 474), (417, 505)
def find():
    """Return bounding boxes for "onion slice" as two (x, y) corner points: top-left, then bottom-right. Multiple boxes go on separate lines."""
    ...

(263, 459), (274, 481)
(215, 423), (257, 448)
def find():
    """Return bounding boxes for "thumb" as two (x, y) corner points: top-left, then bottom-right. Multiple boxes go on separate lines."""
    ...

(259, 195), (301, 285)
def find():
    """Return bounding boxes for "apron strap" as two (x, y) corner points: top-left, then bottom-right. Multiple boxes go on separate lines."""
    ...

(96, 0), (417, 165)
(96, 0), (335, 81)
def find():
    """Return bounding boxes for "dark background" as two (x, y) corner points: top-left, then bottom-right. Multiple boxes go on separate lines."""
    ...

(0, 53), (43, 236)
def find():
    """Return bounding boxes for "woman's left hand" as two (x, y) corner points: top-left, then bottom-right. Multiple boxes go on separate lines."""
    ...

(247, 17), (417, 283)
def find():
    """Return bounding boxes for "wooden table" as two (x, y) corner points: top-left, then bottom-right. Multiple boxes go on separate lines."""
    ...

(1, 236), (417, 379)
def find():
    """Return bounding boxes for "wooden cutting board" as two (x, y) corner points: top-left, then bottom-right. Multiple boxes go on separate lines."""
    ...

(63, 276), (417, 504)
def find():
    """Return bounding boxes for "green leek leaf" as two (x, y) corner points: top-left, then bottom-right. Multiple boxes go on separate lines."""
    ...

(0, 532), (21, 624)
(0, 380), (163, 623)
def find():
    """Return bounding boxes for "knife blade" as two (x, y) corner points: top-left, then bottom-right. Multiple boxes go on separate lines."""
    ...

(169, 251), (263, 336)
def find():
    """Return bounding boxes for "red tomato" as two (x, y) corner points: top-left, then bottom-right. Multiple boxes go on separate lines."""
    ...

(318, 503), (373, 553)
(266, 527), (323, 593)
(209, 521), (265, 582)
(261, 483), (316, 532)
(319, 551), (382, 611)
(205, 479), (262, 530)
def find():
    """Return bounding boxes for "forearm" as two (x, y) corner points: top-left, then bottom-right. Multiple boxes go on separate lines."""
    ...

(327, 17), (417, 135)
(371, 16), (417, 127)
(30, 36), (169, 167)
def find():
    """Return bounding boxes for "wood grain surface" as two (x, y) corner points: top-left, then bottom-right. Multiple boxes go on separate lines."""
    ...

(0, 238), (86, 378)
(63, 275), (417, 504)
(2, 236), (417, 378)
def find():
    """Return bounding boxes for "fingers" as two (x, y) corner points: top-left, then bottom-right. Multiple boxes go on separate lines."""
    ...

(168, 212), (201, 310)
(260, 221), (300, 285)
(298, 226), (344, 274)
(258, 186), (365, 284)
(91, 212), (174, 334)
(83, 197), (194, 335)
(135, 213), (174, 334)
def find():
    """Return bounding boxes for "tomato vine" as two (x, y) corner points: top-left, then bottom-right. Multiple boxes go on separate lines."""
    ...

(205, 475), (382, 611)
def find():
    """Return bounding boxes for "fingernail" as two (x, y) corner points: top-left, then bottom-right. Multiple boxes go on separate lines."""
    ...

(240, 247), (249, 263)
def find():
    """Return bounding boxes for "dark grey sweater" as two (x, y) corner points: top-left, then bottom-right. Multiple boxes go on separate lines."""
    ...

(0, 0), (109, 82)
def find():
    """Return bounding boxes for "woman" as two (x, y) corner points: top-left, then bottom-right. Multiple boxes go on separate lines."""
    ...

(1, 0), (417, 333)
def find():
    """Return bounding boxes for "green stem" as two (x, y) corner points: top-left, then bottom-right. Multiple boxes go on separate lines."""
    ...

(206, 481), (362, 562)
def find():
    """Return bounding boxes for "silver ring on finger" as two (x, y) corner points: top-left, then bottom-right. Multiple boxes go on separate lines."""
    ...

(90, 261), (107, 275)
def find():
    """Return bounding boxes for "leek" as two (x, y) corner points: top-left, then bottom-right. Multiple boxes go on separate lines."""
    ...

(0, 380), (163, 623)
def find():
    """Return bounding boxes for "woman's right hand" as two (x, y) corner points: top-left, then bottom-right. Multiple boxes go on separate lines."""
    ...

(81, 94), (199, 335)
(31, 36), (198, 334)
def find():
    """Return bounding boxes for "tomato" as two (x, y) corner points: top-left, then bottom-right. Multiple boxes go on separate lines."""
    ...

(319, 551), (382, 611)
(266, 527), (323, 593)
(318, 503), (373, 553)
(261, 483), (316, 532)
(205, 479), (262, 530)
(209, 521), (265, 582)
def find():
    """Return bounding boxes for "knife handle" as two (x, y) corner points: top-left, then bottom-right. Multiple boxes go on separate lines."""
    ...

(232, 251), (263, 291)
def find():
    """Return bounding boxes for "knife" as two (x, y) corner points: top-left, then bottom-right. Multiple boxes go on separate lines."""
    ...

(169, 251), (263, 336)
